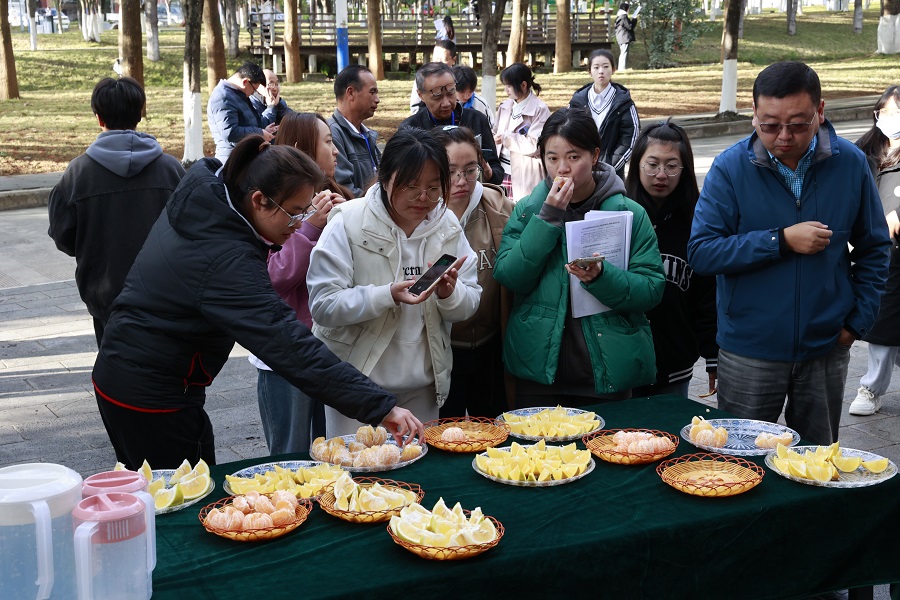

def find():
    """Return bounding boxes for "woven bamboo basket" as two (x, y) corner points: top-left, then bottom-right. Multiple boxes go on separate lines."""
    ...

(583, 429), (679, 465)
(318, 477), (424, 523)
(198, 495), (313, 542)
(657, 453), (764, 497)
(423, 417), (510, 453)
(386, 512), (504, 560)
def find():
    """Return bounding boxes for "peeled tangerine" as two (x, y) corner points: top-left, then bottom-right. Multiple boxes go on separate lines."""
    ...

(440, 427), (468, 442)
(688, 416), (728, 448)
(205, 493), (297, 531)
(389, 498), (496, 548)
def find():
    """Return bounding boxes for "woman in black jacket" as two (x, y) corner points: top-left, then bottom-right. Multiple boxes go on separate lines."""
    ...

(92, 136), (424, 470)
(625, 120), (717, 398)
(568, 49), (640, 180)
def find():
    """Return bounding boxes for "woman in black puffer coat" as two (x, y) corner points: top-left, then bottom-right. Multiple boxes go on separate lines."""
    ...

(92, 136), (424, 469)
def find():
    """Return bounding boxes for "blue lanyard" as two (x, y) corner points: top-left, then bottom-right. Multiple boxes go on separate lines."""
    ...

(427, 111), (455, 127)
(359, 130), (378, 170)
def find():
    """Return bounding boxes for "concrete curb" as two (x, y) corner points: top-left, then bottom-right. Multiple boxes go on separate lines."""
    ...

(0, 188), (53, 211)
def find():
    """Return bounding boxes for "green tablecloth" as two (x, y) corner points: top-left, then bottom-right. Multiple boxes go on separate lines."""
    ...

(152, 395), (900, 599)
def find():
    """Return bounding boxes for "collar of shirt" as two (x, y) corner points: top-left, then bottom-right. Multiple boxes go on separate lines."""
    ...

(767, 135), (818, 201)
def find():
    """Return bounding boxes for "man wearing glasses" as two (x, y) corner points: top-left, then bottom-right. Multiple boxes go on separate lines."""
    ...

(250, 69), (294, 126)
(402, 62), (504, 186)
(208, 61), (278, 164)
(688, 61), (890, 446)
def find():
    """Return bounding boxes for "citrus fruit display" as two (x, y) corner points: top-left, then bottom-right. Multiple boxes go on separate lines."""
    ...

(473, 440), (593, 484)
(688, 416), (728, 448)
(389, 498), (497, 548)
(117, 458), (213, 511)
(768, 442), (896, 486)
(224, 462), (345, 498)
(500, 406), (600, 438)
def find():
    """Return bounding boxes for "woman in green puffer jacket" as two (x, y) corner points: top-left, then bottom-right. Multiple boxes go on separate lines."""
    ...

(494, 108), (665, 407)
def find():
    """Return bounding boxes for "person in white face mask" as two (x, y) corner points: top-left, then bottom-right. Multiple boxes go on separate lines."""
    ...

(850, 86), (900, 416)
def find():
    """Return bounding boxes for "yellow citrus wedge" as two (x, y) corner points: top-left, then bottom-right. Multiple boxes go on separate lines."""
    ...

(807, 463), (833, 483)
(179, 473), (210, 501)
(831, 454), (862, 472)
(862, 458), (889, 474)
(788, 460), (808, 479)
(168, 459), (192, 484)
(147, 477), (166, 497)
(138, 460), (152, 483)
(154, 483), (183, 509)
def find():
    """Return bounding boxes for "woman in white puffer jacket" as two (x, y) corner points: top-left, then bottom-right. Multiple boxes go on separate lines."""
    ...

(308, 127), (482, 436)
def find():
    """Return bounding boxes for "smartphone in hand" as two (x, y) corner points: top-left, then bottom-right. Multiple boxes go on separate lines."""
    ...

(408, 254), (457, 296)
(568, 256), (605, 270)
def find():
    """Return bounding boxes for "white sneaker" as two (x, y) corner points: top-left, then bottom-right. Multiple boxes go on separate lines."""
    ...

(849, 386), (882, 416)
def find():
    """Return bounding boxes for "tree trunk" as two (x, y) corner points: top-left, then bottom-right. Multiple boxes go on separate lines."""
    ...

(366, 0), (383, 79)
(738, 0), (746, 38)
(719, 0), (740, 114)
(786, 0), (797, 35)
(203, 0), (226, 94)
(145, 0), (160, 60)
(0, 0), (20, 99)
(183, 0), (205, 164)
(119, 0), (144, 86)
(853, 0), (863, 32)
(53, 0), (63, 33)
(481, 0), (507, 109)
(283, 0), (301, 81)
(878, 0), (900, 52)
(507, 0), (526, 64)
(554, 0), (571, 72)
(223, 0), (239, 57)
(26, 0), (37, 50)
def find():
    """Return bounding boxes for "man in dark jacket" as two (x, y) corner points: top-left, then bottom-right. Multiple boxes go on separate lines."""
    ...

(329, 65), (382, 197)
(207, 61), (277, 163)
(47, 76), (185, 346)
(402, 62), (504, 186)
(249, 69), (293, 126)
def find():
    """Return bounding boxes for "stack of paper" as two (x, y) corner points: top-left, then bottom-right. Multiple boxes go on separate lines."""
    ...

(564, 211), (633, 318)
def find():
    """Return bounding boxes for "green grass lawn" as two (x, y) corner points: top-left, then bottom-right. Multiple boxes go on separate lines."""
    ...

(1, 8), (898, 174)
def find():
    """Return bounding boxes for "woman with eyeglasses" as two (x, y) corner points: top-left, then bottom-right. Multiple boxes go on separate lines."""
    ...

(494, 108), (665, 407)
(307, 127), (482, 435)
(849, 86), (900, 417)
(492, 63), (551, 201)
(91, 135), (424, 470)
(625, 119), (718, 399)
(246, 112), (351, 455)
(432, 126), (515, 417)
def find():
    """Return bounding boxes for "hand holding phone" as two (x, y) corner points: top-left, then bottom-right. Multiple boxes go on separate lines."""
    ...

(408, 254), (458, 296)
(568, 255), (605, 270)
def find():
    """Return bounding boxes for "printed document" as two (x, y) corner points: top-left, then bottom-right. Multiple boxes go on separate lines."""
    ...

(565, 211), (633, 318)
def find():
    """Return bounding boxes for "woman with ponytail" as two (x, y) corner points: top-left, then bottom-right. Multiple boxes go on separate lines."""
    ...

(91, 135), (424, 469)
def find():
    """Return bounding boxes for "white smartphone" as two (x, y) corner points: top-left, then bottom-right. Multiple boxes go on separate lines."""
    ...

(408, 254), (457, 296)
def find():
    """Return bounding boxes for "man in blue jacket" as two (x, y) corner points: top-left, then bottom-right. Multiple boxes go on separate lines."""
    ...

(687, 61), (890, 445)
(207, 61), (277, 164)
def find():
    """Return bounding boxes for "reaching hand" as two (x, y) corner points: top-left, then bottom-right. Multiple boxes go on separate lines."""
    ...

(381, 407), (425, 446)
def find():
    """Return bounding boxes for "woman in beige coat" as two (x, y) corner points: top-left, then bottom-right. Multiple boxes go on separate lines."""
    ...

(493, 62), (551, 201)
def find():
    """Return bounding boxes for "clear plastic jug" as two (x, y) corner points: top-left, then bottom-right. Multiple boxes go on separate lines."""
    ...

(0, 463), (83, 600)
(72, 493), (152, 600)
(81, 471), (156, 573)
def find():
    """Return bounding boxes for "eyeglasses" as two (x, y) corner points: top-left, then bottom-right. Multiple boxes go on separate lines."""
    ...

(641, 162), (684, 177)
(270, 198), (315, 227)
(401, 185), (443, 203)
(875, 108), (900, 119)
(756, 115), (816, 135)
(449, 166), (482, 182)
(424, 84), (457, 99)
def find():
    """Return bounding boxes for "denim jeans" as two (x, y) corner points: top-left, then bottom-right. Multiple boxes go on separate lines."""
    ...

(717, 346), (851, 446)
(256, 369), (326, 454)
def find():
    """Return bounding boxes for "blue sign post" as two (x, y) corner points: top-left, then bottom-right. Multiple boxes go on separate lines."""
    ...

(336, 0), (350, 73)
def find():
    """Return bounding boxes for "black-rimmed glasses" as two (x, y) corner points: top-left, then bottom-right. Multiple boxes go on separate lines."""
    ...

(450, 166), (482, 182)
(756, 115), (816, 135)
(641, 163), (684, 177)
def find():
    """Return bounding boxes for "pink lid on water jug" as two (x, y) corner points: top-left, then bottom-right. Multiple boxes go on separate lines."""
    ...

(82, 470), (148, 498)
(72, 493), (146, 543)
